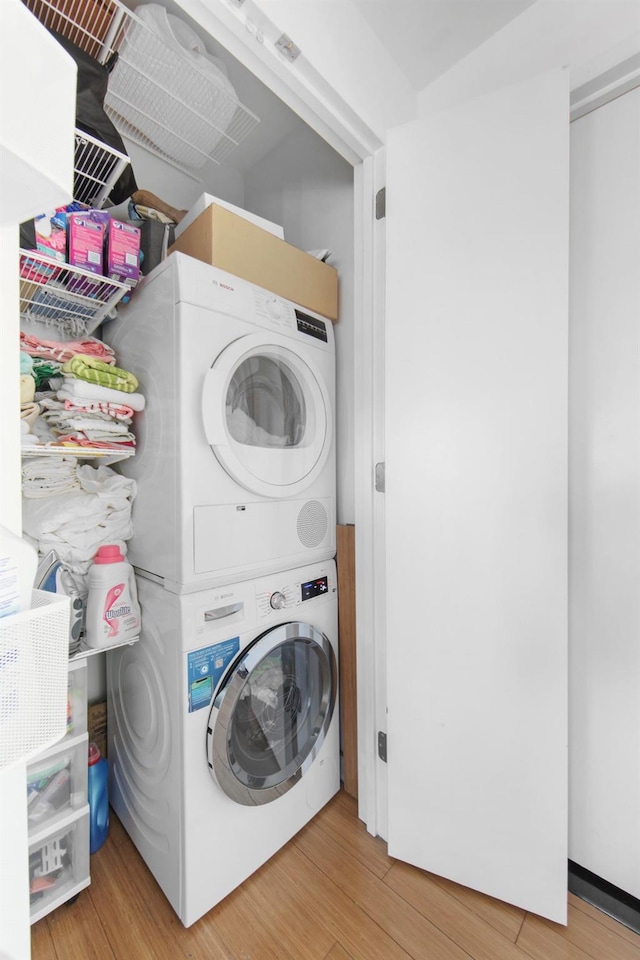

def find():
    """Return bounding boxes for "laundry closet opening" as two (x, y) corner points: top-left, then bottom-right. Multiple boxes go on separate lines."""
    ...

(68, 0), (356, 702)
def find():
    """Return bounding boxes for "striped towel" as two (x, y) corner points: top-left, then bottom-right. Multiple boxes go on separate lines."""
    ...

(62, 355), (139, 393)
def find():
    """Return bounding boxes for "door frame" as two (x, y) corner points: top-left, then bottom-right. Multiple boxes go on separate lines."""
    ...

(178, 0), (386, 834)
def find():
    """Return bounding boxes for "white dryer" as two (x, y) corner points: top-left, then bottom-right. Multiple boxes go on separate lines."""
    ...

(104, 252), (336, 593)
(107, 559), (339, 928)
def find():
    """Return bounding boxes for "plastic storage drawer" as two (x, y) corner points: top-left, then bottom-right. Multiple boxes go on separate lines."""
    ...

(29, 807), (90, 924)
(27, 734), (88, 833)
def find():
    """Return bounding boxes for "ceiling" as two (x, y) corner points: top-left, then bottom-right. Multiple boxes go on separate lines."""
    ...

(162, 0), (540, 173)
(353, 0), (537, 92)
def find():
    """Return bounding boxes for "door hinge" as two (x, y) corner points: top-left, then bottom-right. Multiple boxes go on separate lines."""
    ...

(378, 731), (387, 763)
(376, 187), (386, 220)
(375, 462), (385, 493)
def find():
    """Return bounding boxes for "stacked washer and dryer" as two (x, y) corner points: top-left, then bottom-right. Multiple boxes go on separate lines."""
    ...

(104, 251), (339, 927)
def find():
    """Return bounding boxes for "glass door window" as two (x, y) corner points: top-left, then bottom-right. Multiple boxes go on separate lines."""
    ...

(207, 623), (336, 805)
(202, 334), (332, 497)
(226, 355), (307, 448)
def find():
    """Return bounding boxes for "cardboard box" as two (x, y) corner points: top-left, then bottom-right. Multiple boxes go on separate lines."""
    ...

(175, 192), (284, 241)
(88, 700), (107, 759)
(168, 203), (338, 322)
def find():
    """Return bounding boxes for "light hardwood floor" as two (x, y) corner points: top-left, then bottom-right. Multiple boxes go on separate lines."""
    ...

(31, 790), (640, 960)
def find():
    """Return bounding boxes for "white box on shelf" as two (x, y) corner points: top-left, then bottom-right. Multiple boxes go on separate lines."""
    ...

(175, 193), (284, 241)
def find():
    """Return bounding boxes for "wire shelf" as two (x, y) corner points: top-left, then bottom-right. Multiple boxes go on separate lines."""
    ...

(73, 128), (130, 208)
(20, 250), (130, 337)
(21, 444), (135, 464)
(23, 0), (260, 175)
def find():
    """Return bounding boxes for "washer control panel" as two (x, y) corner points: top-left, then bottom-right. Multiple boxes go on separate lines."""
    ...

(256, 571), (334, 621)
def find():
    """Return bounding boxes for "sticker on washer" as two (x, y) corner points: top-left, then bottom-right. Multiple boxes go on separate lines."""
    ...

(187, 637), (240, 713)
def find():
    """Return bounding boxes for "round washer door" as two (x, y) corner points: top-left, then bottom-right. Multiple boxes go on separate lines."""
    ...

(206, 621), (337, 806)
(202, 333), (332, 498)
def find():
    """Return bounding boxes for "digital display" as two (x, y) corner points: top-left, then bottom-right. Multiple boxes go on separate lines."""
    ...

(301, 576), (329, 602)
(295, 309), (328, 342)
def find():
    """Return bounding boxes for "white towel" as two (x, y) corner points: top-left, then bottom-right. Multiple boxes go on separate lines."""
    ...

(58, 379), (146, 412)
(22, 456), (81, 498)
(22, 465), (137, 590)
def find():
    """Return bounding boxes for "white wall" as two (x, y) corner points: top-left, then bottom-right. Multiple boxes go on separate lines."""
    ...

(122, 137), (246, 212)
(244, 124), (355, 522)
(416, 0), (640, 116)
(569, 86), (640, 898)
(252, 0), (416, 140)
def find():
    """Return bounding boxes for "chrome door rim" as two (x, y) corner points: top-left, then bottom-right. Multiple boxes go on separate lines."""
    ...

(206, 621), (336, 806)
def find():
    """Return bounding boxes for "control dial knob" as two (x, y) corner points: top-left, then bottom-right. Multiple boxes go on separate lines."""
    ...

(265, 296), (283, 320)
(270, 591), (286, 610)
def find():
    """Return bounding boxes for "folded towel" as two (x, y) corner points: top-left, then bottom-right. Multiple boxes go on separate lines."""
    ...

(62, 355), (139, 393)
(63, 399), (134, 421)
(22, 456), (81, 498)
(21, 402), (41, 428)
(20, 374), (35, 404)
(57, 379), (146, 412)
(54, 417), (132, 435)
(20, 332), (116, 364)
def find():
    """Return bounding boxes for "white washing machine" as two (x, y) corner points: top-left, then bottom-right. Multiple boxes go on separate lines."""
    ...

(104, 252), (336, 593)
(107, 559), (339, 928)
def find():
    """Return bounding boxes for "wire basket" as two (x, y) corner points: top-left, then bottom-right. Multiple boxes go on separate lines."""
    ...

(0, 591), (71, 771)
(73, 129), (130, 208)
(19, 250), (130, 337)
(23, 0), (260, 175)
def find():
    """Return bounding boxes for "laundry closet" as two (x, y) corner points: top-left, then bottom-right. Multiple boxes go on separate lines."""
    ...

(6, 0), (357, 935)
(18, 0), (356, 705)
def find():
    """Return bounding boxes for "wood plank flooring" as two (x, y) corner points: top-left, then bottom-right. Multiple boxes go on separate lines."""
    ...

(32, 790), (640, 960)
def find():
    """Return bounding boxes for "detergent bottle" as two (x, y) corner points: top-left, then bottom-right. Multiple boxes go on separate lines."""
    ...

(85, 545), (141, 648)
(87, 742), (109, 853)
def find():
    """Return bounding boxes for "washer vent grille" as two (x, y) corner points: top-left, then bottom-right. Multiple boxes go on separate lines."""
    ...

(297, 501), (328, 548)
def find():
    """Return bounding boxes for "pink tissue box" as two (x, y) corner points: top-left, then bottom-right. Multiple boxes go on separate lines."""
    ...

(67, 213), (105, 275)
(107, 220), (141, 285)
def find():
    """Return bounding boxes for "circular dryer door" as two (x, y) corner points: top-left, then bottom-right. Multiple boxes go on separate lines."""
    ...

(201, 333), (332, 498)
(206, 621), (337, 806)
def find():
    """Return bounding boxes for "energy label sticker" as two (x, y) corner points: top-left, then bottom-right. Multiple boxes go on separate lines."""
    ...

(187, 637), (240, 713)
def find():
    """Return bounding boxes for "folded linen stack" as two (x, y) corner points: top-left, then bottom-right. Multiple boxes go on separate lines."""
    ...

(49, 354), (145, 452)
(19, 332), (124, 450)
(22, 455), (81, 499)
(21, 460), (137, 592)
(20, 332), (116, 365)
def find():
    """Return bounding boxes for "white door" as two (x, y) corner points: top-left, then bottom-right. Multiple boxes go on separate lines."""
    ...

(384, 69), (569, 923)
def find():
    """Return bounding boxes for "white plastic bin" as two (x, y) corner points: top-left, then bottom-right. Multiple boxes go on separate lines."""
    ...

(0, 591), (70, 770)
